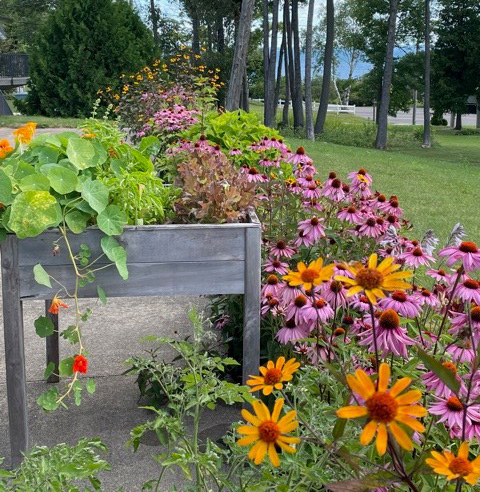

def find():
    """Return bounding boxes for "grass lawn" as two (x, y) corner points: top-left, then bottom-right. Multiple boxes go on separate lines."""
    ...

(287, 131), (480, 244)
(0, 115), (84, 128)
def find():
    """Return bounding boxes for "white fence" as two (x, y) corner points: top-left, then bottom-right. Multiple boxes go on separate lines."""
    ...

(250, 98), (356, 115)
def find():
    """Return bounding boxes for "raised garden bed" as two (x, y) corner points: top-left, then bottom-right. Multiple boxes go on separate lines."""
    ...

(2, 211), (261, 467)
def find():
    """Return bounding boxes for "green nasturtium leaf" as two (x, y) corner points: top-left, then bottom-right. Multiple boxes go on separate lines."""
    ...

(86, 379), (96, 394)
(100, 236), (128, 280)
(8, 191), (61, 238)
(33, 263), (52, 287)
(66, 137), (96, 170)
(81, 178), (109, 214)
(18, 173), (51, 191)
(34, 316), (55, 337)
(44, 361), (56, 379)
(37, 387), (60, 411)
(97, 205), (127, 236)
(0, 169), (13, 205)
(65, 210), (89, 234)
(97, 285), (107, 305)
(59, 356), (74, 377)
(47, 166), (78, 194)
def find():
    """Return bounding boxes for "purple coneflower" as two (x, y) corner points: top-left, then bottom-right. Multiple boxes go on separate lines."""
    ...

(285, 294), (309, 324)
(438, 241), (480, 272)
(426, 268), (451, 283)
(412, 288), (439, 307)
(321, 178), (345, 202)
(429, 395), (480, 429)
(447, 342), (476, 363)
(422, 361), (463, 398)
(454, 278), (480, 304)
(270, 239), (296, 258)
(400, 247), (435, 268)
(276, 318), (309, 344)
(321, 280), (348, 307)
(379, 291), (421, 318)
(301, 297), (334, 323)
(229, 148), (242, 156)
(264, 257), (289, 275)
(303, 183), (322, 200)
(358, 216), (384, 239)
(297, 217), (325, 241)
(288, 146), (312, 166)
(261, 275), (283, 298)
(337, 206), (364, 225)
(294, 230), (315, 248)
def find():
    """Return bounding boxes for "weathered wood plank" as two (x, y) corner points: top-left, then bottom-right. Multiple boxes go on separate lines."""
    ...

(45, 300), (60, 384)
(1, 235), (29, 468)
(18, 227), (247, 267)
(20, 261), (245, 299)
(242, 226), (261, 385)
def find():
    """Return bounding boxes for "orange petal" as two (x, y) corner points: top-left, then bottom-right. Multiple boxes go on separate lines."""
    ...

(376, 423), (388, 455)
(336, 406), (368, 419)
(395, 389), (422, 405)
(389, 421), (413, 451)
(360, 420), (377, 445)
(389, 377), (412, 397)
(378, 363), (390, 392)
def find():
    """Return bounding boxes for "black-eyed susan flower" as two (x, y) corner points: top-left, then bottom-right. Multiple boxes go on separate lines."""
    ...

(335, 253), (412, 304)
(283, 258), (335, 291)
(247, 357), (300, 395)
(237, 398), (300, 467)
(426, 442), (480, 486)
(336, 363), (426, 455)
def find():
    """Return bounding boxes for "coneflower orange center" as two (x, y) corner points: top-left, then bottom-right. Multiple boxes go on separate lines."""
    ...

(366, 392), (398, 423)
(356, 268), (383, 290)
(267, 275), (279, 285)
(332, 178), (341, 188)
(315, 299), (327, 308)
(347, 206), (356, 213)
(449, 457), (473, 476)
(471, 306), (480, 322)
(412, 248), (423, 257)
(464, 279), (479, 289)
(392, 291), (407, 302)
(366, 218), (376, 227)
(258, 421), (281, 443)
(459, 241), (478, 253)
(263, 368), (283, 385)
(446, 396), (463, 411)
(294, 295), (307, 307)
(379, 309), (400, 330)
(334, 327), (345, 336)
(330, 280), (343, 293)
(310, 217), (319, 226)
(301, 268), (319, 283)
(442, 361), (457, 374)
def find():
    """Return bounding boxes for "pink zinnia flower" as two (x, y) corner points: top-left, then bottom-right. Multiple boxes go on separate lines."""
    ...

(357, 309), (415, 358)
(379, 291), (421, 318)
(337, 206), (364, 225)
(264, 257), (289, 275)
(270, 240), (296, 258)
(438, 241), (480, 272)
(400, 247), (435, 268)
(276, 318), (309, 344)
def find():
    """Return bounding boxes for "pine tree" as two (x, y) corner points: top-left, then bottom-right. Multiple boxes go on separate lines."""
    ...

(22, 0), (155, 117)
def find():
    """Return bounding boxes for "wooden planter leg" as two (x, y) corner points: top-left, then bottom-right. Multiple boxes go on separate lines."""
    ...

(242, 227), (261, 385)
(1, 235), (29, 468)
(45, 300), (59, 384)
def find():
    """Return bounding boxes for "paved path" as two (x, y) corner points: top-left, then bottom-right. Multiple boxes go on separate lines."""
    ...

(0, 292), (238, 491)
(354, 106), (478, 126)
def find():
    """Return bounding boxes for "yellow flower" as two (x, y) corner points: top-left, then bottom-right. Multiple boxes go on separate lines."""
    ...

(247, 357), (300, 395)
(237, 398), (300, 467)
(13, 122), (36, 144)
(336, 363), (426, 455)
(284, 258), (335, 291)
(426, 442), (480, 486)
(335, 253), (412, 304)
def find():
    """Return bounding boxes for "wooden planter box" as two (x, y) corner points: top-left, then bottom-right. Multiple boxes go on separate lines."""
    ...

(1, 212), (261, 467)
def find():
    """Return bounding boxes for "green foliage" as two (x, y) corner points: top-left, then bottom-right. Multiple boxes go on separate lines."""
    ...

(0, 438), (110, 491)
(19, 0), (155, 117)
(183, 110), (281, 151)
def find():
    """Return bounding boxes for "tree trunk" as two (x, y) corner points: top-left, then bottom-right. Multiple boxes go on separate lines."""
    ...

(225, 0), (255, 111)
(264, 0), (279, 127)
(412, 90), (417, 125)
(283, 7), (290, 127)
(304, 0), (315, 140)
(285, 0), (297, 127)
(191, 6), (200, 55)
(422, 0), (431, 148)
(375, 0), (398, 150)
(314, 0), (334, 134)
(274, 35), (285, 120)
(477, 104), (480, 129)
(216, 13), (225, 53)
(241, 69), (250, 112)
(149, 0), (159, 46)
(455, 112), (462, 130)
(291, 0), (304, 128)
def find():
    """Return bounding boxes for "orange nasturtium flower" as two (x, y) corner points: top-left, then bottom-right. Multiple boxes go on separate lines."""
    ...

(237, 398), (300, 467)
(48, 295), (69, 314)
(335, 253), (412, 304)
(73, 355), (88, 374)
(426, 442), (480, 486)
(0, 139), (13, 158)
(283, 258), (335, 291)
(82, 133), (96, 139)
(13, 122), (37, 144)
(336, 363), (426, 455)
(247, 357), (300, 395)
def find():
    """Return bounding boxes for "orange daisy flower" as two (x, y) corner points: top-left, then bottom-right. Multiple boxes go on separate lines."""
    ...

(335, 253), (412, 304)
(426, 442), (480, 486)
(247, 357), (300, 395)
(283, 258), (335, 291)
(336, 362), (426, 455)
(48, 296), (69, 314)
(237, 398), (300, 467)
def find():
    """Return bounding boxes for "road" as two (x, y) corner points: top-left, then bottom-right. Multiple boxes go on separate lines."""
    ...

(354, 106), (478, 126)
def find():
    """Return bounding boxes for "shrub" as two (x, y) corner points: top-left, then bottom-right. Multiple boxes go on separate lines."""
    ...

(19, 0), (155, 117)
